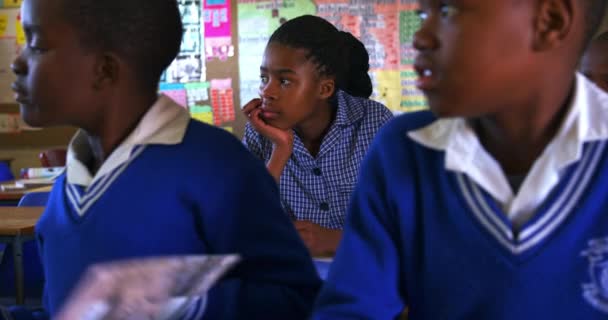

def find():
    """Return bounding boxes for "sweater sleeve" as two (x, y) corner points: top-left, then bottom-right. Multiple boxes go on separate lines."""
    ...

(312, 123), (407, 319)
(199, 138), (322, 320)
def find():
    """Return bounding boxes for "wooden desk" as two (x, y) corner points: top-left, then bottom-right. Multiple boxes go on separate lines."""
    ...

(0, 183), (54, 205)
(0, 190), (28, 202)
(0, 206), (45, 304)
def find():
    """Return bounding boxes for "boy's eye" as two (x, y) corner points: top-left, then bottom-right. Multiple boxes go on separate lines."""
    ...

(260, 75), (268, 84)
(440, 4), (458, 18)
(280, 79), (291, 86)
(27, 44), (46, 54)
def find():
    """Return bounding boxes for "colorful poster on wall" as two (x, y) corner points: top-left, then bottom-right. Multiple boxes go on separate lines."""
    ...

(0, 0), (20, 8)
(162, 0), (206, 84)
(190, 105), (214, 125)
(237, 0), (316, 104)
(210, 78), (235, 125)
(237, 0), (426, 113)
(159, 0), (215, 127)
(0, 0), (21, 8)
(0, 8), (22, 105)
(185, 81), (210, 106)
(159, 83), (188, 107)
(203, 0), (233, 60)
(399, 6), (425, 112)
(159, 0), (237, 130)
(159, 81), (211, 110)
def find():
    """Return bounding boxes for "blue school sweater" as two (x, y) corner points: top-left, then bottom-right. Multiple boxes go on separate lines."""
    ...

(313, 111), (608, 319)
(36, 120), (321, 319)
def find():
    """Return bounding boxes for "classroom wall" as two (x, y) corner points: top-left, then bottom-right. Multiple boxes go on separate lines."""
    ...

(0, 0), (243, 178)
(0, 148), (48, 177)
(0, 1), (606, 179)
(0, 104), (75, 177)
(237, 0), (424, 115)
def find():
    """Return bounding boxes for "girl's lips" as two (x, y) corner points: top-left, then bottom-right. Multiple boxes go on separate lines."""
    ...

(261, 110), (279, 120)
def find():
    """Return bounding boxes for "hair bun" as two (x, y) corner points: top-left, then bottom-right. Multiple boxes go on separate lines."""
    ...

(337, 31), (372, 98)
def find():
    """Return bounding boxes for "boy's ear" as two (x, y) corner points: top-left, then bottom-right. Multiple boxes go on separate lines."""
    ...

(532, 0), (574, 51)
(318, 78), (335, 100)
(93, 53), (120, 90)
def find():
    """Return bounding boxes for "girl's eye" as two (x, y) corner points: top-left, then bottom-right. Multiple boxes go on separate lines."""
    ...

(440, 4), (458, 18)
(416, 9), (429, 21)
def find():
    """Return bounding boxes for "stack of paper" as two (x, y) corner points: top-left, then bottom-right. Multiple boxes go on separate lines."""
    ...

(56, 255), (240, 320)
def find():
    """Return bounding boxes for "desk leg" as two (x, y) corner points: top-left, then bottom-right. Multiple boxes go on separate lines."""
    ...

(12, 236), (24, 305)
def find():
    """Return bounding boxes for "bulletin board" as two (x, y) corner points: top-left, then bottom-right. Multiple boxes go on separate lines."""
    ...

(237, 0), (427, 115)
(0, 0), (247, 147)
(0, 0), (427, 149)
(159, 0), (246, 138)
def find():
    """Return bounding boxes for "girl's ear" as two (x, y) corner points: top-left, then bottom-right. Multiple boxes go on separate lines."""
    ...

(319, 77), (335, 100)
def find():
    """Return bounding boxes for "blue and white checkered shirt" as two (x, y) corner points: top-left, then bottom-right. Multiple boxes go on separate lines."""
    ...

(243, 90), (393, 229)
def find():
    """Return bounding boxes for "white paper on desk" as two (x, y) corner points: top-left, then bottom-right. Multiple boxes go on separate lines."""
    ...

(55, 255), (240, 320)
(14, 178), (54, 188)
(15, 168), (66, 187)
(0, 183), (25, 191)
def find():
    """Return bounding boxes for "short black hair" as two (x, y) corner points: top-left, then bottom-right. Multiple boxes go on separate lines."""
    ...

(268, 15), (373, 99)
(583, 0), (607, 47)
(62, 0), (183, 90)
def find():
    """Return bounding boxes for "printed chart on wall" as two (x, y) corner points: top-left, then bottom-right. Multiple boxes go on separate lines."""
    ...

(237, 0), (426, 114)
(159, 0), (236, 131)
(0, 4), (32, 133)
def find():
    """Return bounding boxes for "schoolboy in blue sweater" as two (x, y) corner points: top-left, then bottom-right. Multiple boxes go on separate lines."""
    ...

(4, 0), (321, 319)
(314, 0), (608, 319)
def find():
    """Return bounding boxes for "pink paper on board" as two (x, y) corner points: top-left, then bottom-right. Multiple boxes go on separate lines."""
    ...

(203, 0), (231, 38)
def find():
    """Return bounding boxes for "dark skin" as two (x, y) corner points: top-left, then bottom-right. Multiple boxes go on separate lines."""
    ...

(242, 43), (341, 256)
(242, 44), (335, 159)
(414, 0), (585, 178)
(471, 94), (571, 176)
(11, 0), (156, 175)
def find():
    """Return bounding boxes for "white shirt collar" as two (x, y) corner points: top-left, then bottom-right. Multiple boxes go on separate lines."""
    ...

(408, 73), (608, 228)
(66, 95), (191, 187)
